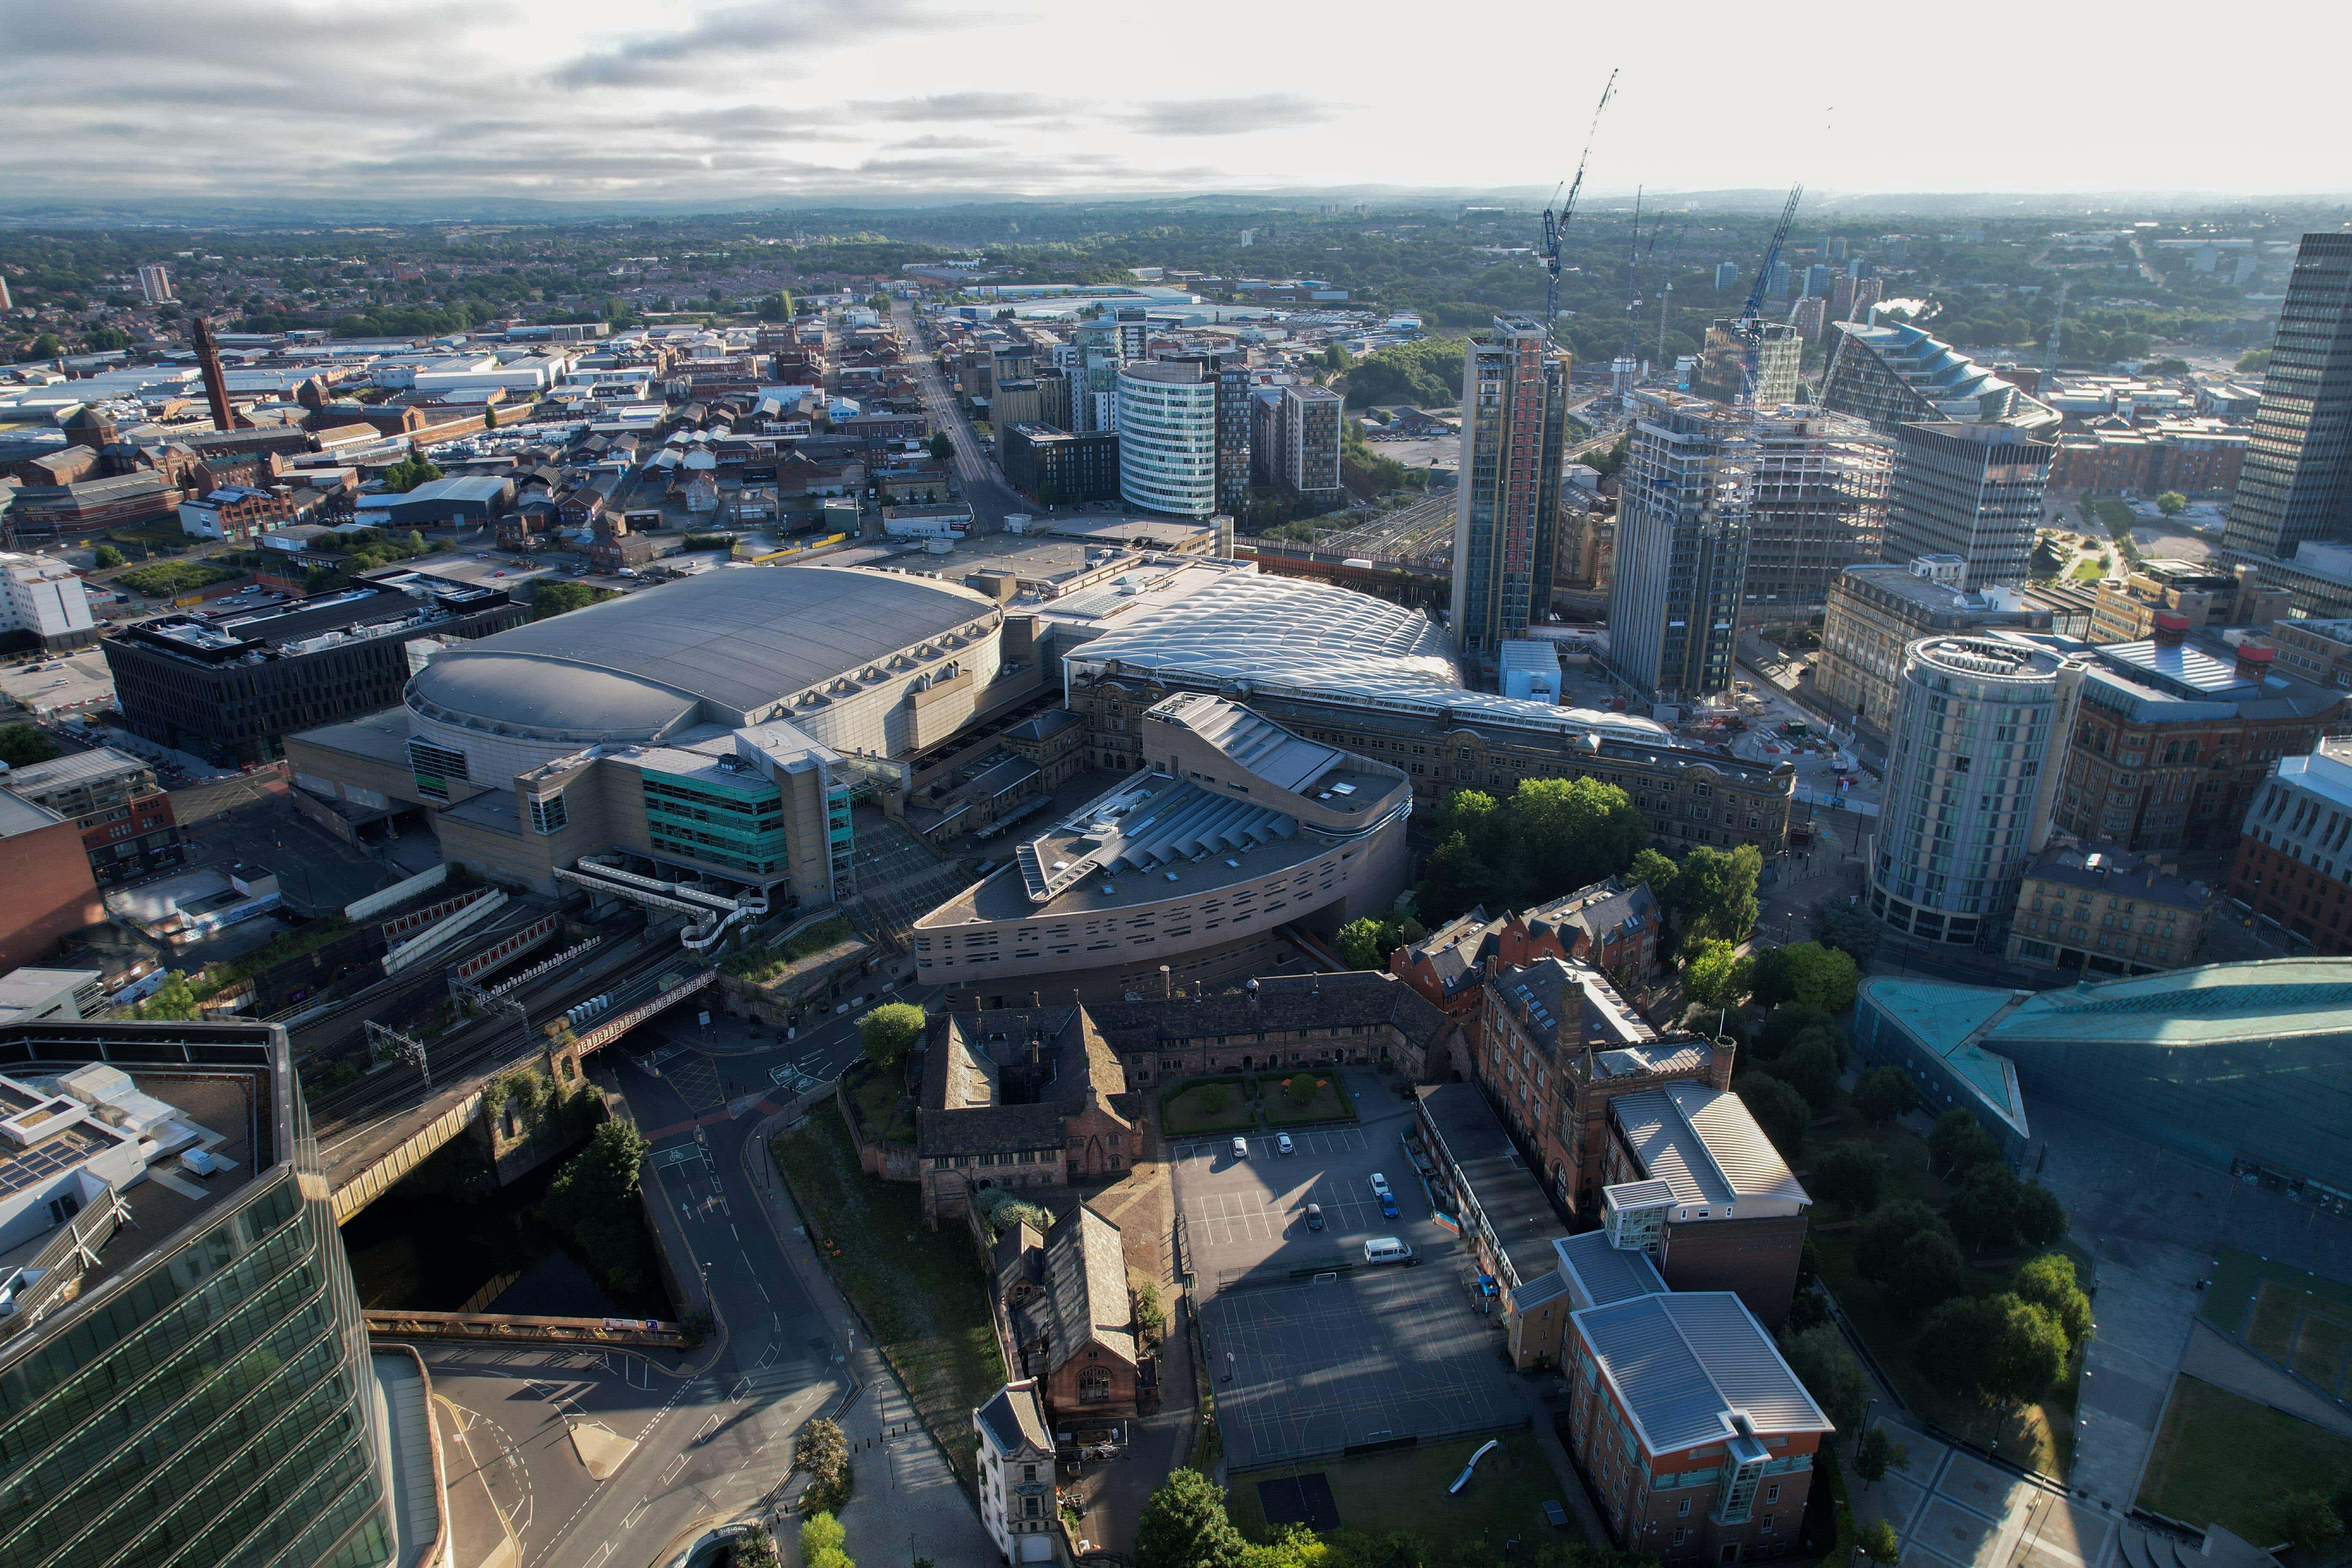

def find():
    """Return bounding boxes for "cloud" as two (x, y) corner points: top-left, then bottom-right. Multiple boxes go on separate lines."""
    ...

(552, 0), (937, 87)
(886, 134), (1006, 151)
(1125, 93), (1340, 137)
(847, 92), (1071, 123)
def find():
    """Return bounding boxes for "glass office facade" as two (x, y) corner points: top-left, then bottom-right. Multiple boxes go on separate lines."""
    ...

(0, 1044), (393, 1568)
(642, 768), (790, 876)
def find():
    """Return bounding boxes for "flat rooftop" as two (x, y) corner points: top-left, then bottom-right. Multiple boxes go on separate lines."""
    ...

(0, 1022), (283, 1368)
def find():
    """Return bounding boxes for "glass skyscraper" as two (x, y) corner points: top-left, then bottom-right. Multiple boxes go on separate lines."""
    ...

(2222, 234), (2352, 589)
(0, 1022), (397, 1568)
(1451, 316), (1568, 668)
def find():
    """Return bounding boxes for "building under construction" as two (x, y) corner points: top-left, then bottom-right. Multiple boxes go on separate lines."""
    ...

(1740, 411), (1894, 616)
(1694, 319), (1801, 407)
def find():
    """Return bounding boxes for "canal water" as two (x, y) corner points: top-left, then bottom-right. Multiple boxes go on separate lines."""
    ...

(341, 1139), (674, 1321)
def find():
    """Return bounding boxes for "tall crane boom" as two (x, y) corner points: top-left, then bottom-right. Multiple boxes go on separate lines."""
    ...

(1740, 183), (1805, 326)
(1541, 69), (1618, 338)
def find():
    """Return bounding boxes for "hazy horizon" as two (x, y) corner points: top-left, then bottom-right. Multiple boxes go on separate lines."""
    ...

(3, 0), (2345, 213)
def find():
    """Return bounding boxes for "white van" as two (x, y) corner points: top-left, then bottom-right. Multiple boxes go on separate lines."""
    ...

(1363, 1237), (1413, 1265)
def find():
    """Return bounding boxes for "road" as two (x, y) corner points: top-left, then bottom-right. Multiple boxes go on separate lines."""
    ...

(896, 297), (1022, 528)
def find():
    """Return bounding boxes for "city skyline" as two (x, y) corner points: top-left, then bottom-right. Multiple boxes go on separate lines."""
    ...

(4, 0), (2351, 208)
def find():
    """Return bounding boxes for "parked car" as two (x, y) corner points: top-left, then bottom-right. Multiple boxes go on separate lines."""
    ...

(1304, 1203), (1325, 1231)
(1370, 1172), (1398, 1219)
(1231, 1136), (1249, 1161)
(1277, 1133), (1295, 1155)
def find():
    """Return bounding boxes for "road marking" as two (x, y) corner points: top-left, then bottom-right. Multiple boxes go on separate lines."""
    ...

(622, 1497), (653, 1528)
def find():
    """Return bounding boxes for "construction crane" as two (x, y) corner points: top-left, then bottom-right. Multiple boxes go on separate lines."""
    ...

(1620, 186), (1646, 384)
(1540, 69), (1618, 340)
(1735, 182), (1805, 405)
(1655, 222), (1687, 366)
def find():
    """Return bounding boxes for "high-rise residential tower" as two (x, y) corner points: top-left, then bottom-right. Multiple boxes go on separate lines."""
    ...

(0, 1020), (430, 1568)
(1116, 360), (1219, 518)
(136, 263), (174, 305)
(1868, 634), (2082, 947)
(1452, 317), (1568, 668)
(1605, 390), (1749, 703)
(1158, 352), (1254, 516)
(2221, 234), (2352, 611)
(1274, 383), (1343, 505)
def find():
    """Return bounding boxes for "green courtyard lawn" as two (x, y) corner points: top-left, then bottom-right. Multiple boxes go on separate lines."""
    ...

(771, 1106), (1004, 1482)
(1263, 1078), (1357, 1127)
(2138, 1376), (2352, 1540)
(1161, 1078), (1260, 1135)
(1226, 1430), (1577, 1549)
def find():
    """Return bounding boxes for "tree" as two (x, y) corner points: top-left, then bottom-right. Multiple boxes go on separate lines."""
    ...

(1737, 1072), (1810, 1162)
(1753, 1005), (1835, 1063)
(1131, 1275), (1169, 1347)
(1983, 1295), (2071, 1402)
(1778, 1035), (1842, 1112)
(1913, 1295), (1999, 1395)
(1885, 1228), (1969, 1316)
(0, 724), (63, 768)
(2236, 347), (2272, 375)
(1808, 1143), (1882, 1213)
(1853, 1066), (1918, 1128)
(927, 432), (952, 460)
(1337, 916), (1392, 971)
(1947, 1161), (2025, 1254)
(529, 580), (619, 621)
(796, 1416), (851, 1513)
(2010, 1253), (2092, 1349)
(858, 1002), (926, 1071)
(484, 406), (499, 430)
(1676, 844), (1761, 945)
(1854, 1427), (1909, 1490)
(2265, 1491), (2343, 1555)
(2156, 490), (2187, 516)
(1510, 775), (1648, 895)
(93, 544), (126, 569)
(1855, 1201), (1952, 1284)
(1928, 1110), (1998, 1179)
(1859, 1519), (1903, 1568)
(800, 1511), (853, 1568)
(1681, 938), (1755, 1015)
(1628, 845), (1680, 907)
(1810, 902), (1881, 965)
(1285, 1072), (1319, 1105)
(542, 1119), (654, 1293)
(2014, 1181), (2069, 1251)
(1770, 943), (1860, 1013)
(1135, 1470), (1244, 1568)
(1779, 1323), (1870, 1433)
(133, 970), (199, 1021)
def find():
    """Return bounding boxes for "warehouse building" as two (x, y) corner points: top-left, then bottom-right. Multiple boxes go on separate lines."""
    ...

(104, 570), (524, 765)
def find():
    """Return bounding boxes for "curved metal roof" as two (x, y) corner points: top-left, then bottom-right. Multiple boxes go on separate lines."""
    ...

(408, 565), (999, 740)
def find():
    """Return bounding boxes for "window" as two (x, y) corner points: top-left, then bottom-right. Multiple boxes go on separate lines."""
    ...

(1078, 1366), (1112, 1403)
(528, 790), (569, 835)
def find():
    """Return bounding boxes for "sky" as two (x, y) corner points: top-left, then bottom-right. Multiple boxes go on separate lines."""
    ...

(0, 0), (2342, 209)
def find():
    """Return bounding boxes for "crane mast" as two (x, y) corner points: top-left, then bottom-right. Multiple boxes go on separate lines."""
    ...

(1736, 183), (1804, 406)
(1540, 70), (1617, 341)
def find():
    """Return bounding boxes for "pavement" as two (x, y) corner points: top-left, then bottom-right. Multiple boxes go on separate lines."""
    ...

(1851, 1417), (2119, 1568)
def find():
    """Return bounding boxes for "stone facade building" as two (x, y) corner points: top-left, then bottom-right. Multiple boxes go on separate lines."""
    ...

(2006, 843), (2207, 977)
(992, 1205), (1142, 1427)
(1091, 970), (1454, 1086)
(1473, 956), (1728, 1216)
(913, 1002), (1140, 1223)
(1815, 560), (2052, 734)
(974, 1381), (1058, 1560)
(2230, 738), (2352, 955)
